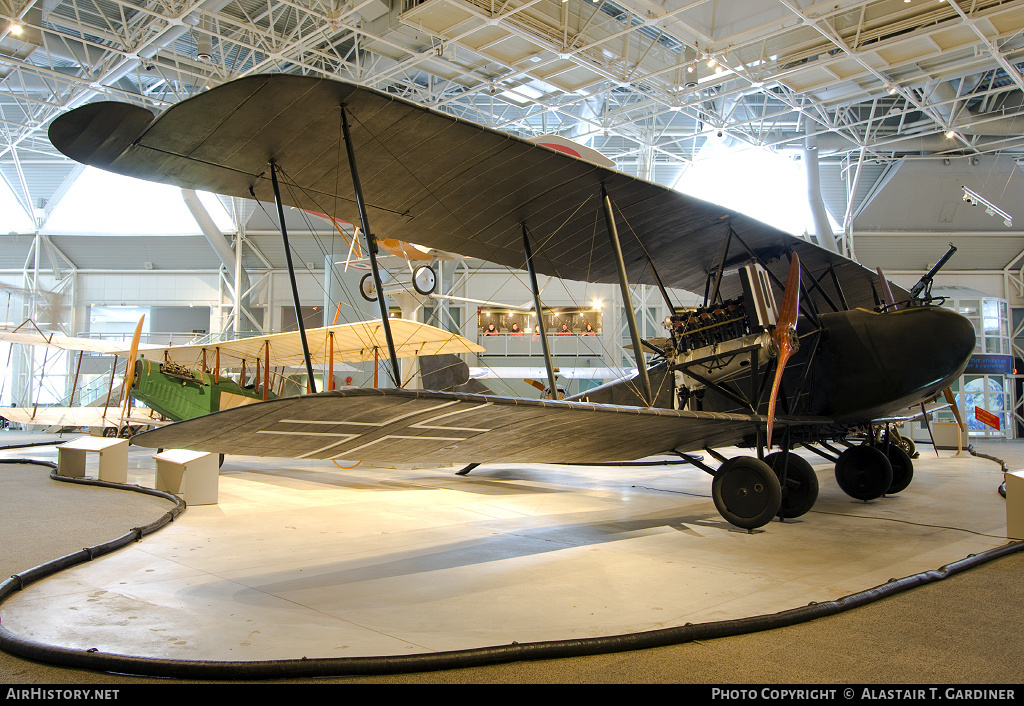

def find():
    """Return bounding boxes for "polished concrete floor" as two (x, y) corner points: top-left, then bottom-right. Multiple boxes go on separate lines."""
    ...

(0, 433), (1014, 666)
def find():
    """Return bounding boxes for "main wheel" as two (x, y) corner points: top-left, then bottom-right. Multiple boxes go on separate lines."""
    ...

(412, 264), (437, 295)
(884, 444), (914, 494)
(712, 457), (782, 530)
(764, 452), (819, 519)
(895, 433), (916, 457)
(835, 445), (893, 501)
(359, 273), (378, 301)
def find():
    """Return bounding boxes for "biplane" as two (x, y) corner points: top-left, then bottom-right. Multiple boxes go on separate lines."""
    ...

(0, 318), (159, 434)
(1, 317), (483, 435)
(47, 74), (976, 530)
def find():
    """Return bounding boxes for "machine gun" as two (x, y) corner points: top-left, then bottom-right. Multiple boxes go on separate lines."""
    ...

(909, 243), (957, 303)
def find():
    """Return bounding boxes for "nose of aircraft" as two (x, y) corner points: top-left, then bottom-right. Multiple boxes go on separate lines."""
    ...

(811, 305), (977, 421)
(898, 305), (977, 389)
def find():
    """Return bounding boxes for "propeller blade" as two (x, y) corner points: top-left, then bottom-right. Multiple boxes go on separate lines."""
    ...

(118, 315), (145, 431)
(524, 378), (546, 392)
(766, 254), (801, 448)
(943, 387), (965, 429)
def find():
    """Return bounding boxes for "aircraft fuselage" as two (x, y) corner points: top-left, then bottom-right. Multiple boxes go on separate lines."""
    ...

(805, 305), (976, 423)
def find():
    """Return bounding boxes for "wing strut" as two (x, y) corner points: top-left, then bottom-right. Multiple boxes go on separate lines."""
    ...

(270, 160), (318, 393)
(341, 104), (401, 387)
(522, 224), (559, 400)
(603, 188), (652, 406)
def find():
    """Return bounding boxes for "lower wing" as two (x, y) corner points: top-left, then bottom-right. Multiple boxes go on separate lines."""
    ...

(3, 407), (165, 429)
(129, 388), (830, 464)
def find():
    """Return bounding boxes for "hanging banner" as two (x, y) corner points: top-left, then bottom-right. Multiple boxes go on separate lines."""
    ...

(974, 406), (1001, 431)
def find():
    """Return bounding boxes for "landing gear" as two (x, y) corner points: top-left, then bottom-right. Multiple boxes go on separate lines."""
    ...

(412, 264), (437, 295)
(712, 456), (782, 530)
(881, 425), (916, 458)
(764, 451), (819, 519)
(883, 443), (914, 495)
(896, 434), (916, 458)
(834, 445), (893, 501)
(359, 273), (378, 302)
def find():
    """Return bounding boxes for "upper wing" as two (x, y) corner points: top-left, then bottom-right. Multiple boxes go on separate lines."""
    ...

(130, 387), (831, 463)
(0, 328), (132, 354)
(114, 318), (483, 368)
(49, 73), (899, 311)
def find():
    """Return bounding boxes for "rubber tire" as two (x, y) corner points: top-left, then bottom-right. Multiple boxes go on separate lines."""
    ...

(835, 445), (893, 501)
(412, 264), (437, 295)
(884, 444), (914, 494)
(359, 272), (377, 302)
(897, 435), (916, 457)
(764, 452), (819, 519)
(712, 457), (782, 530)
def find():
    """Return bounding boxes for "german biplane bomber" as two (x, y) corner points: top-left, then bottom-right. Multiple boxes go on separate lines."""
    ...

(48, 74), (976, 530)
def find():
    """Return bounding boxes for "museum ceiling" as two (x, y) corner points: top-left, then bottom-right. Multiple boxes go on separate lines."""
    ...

(2, 0), (1024, 269)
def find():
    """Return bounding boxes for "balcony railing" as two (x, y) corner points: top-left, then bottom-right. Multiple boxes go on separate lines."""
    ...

(477, 332), (605, 357)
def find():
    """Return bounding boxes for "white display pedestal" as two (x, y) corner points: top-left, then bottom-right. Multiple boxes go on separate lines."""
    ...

(931, 422), (966, 451)
(1005, 470), (1024, 540)
(153, 449), (219, 505)
(57, 436), (129, 483)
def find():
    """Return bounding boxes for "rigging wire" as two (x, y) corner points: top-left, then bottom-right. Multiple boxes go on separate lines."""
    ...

(242, 124), (668, 401)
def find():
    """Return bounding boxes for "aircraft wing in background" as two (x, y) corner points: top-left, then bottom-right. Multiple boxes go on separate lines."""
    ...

(114, 318), (483, 368)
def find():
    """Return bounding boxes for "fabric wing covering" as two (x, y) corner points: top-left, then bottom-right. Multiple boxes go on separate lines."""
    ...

(0, 328), (138, 354)
(49, 74), (902, 312)
(130, 387), (827, 463)
(113, 319), (485, 369)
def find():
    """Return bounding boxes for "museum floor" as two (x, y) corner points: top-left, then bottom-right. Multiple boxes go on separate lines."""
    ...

(1, 428), (1022, 684)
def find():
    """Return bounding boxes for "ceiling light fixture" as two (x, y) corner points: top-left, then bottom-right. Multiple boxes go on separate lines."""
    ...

(9, 22), (23, 35)
(962, 186), (1012, 227)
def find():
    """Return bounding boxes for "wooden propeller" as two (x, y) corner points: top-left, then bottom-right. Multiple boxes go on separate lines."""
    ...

(524, 378), (546, 393)
(943, 387), (965, 429)
(117, 315), (145, 433)
(766, 254), (801, 449)
(525, 377), (563, 400)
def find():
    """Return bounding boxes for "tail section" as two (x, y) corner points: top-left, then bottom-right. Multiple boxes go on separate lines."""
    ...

(419, 354), (494, 395)
(564, 362), (674, 409)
